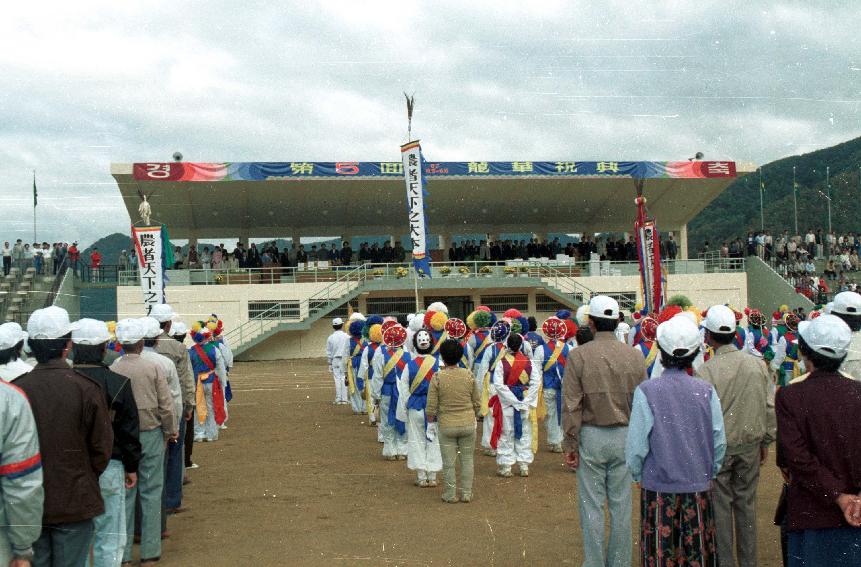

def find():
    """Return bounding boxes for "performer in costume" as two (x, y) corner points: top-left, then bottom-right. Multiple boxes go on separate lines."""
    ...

(771, 312), (804, 387)
(504, 309), (533, 357)
(208, 316), (233, 428)
(466, 307), (495, 377)
(347, 319), (367, 415)
(474, 320), (512, 456)
(106, 320), (124, 355)
(189, 322), (228, 442)
(396, 329), (442, 487)
(743, 308), (772, 361)
(534, 316), (569, 453)
(561, 309), (581, 349)
(635, 316), (659, 378)
(357, 316), (384, 426)
(405, 312), (424, 357)
(370, 324), (410, 460)
(326, 317), (350, 404)
(424, 303), (449, 356)
(491, 333), (540, 477)
(443, 318), (473, 368)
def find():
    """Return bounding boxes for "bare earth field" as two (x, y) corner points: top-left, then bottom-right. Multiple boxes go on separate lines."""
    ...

(155, 359), (785, 566)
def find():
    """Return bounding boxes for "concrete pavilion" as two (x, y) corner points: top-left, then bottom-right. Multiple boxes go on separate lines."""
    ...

(110, 159), (753, 257)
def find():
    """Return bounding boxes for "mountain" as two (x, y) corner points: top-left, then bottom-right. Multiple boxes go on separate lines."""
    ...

(82, 232), (132, 264)
(688, 136), (861, 253)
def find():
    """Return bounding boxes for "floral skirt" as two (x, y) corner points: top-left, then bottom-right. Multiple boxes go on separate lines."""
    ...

(640, 488), (718, 567)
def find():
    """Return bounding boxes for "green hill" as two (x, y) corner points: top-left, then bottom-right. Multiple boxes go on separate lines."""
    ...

(688, 136), (861, 253)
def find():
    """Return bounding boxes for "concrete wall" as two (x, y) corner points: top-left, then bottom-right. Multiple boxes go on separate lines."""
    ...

(116, 281), (337, 333)
(745, 257), (814, 314)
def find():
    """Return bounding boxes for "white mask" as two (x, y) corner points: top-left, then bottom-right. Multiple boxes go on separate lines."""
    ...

(415, 330), (432, 351)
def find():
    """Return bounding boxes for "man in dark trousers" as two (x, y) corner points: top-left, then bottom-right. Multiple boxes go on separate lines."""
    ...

(15, 307), (113, 567)
(776, 314), (861, 565)
(71, 318), (141, 567)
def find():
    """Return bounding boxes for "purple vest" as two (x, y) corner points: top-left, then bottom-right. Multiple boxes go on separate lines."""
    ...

(638, 368), (716, 493)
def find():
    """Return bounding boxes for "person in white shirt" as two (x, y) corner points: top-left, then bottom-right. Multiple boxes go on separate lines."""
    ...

(615, 312), (631, 344)
(830, 292), (861, 380)
(325, 318), (351, 404)
(0, 323), (32, 381)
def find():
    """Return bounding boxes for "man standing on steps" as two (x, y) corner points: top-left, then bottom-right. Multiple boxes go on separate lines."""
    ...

(326, 318), (350, 405)
(561, 295), (647, 567)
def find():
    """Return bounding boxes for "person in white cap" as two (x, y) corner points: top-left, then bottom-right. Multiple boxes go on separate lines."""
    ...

(0, 372), (43, 567)
(71, 318), (142, 567)
(326, 317), (350, 405)
(830, 291), (861, 380)
(775, 314), (861, 564)
(0, 322), (32, 381)
(561, 295), (647, 567)
(14, 306), (113, 567)
(170, 321), (188, 342)
(626, 315), (726, 566)
(150, 305), (195, 454)
(110, 318), (177, 567)
(696, 304), (775, 567)
(140, 316), (187, 519)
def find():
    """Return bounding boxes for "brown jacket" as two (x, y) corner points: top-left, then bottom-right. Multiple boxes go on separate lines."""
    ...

(111, 354), (178, 436)
(426, 367), (481, 429)
(562, 332), (647, 453)
(13, 358), (113, 524)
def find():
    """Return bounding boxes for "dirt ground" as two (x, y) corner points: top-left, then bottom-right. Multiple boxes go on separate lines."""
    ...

(153, 359), (786, 566)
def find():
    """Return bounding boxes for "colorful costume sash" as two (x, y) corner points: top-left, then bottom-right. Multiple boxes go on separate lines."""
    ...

(472, 330), (491, 361)
(363, 343), (381, 419)
(191, 343), (226, 426)
(381, 347), (408, 435)
(346, 337), (363, 395)
(458, 338), (471, 369)
(541, 340), (567, 424)
(490, 352), (531, 450)
(780, 332), (801, 387)
(734, 327), (747, 350)
(430, 330), (448, 355)
(749, 327), (772, 360)
(639, 341), (658, 376)
(405, 355), (439, 434)
(480, 344), (507, 417)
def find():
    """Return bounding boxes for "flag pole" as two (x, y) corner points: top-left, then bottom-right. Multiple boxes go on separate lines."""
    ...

(33, 170), (37, 243)
(758, 168), (764, 231)
(792, 166), (798, 236)
(826, 166), (832, 235)
(404, 92), (420, 312)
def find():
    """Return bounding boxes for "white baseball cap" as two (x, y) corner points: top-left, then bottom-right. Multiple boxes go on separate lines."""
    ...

(703, 305), (737, 334)
(171, 321), (188, 336)
(332, 317), (344, 326)
(575, 305), (590, 326)
(349, 312), (366, 322)
(0, 323), (27, 350)
(798, 314), (852, 359)
(27, 306), (75, 340)
(72, 319), (112, 345)
(149, 303), (176, 323)
(139, 317), (162, 339)
(657, 315), (701, 358)
(831, 291), (861, 316)
(588, 296), (619, 320)
(115, 318), (146, 344)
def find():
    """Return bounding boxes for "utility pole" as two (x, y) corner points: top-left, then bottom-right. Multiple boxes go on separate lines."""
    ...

(826, 166), (832, 234)
(758, 168), (764, 231)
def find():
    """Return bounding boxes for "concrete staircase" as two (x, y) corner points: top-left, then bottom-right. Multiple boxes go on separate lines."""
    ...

(1, 267), (62, 324)
(224, 263), (592, 358)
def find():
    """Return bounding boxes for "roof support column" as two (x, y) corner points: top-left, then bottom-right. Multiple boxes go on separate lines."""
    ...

(437, 234), (450, 252)
(679, 224), (689, 260)
(291, 231), (301, 247)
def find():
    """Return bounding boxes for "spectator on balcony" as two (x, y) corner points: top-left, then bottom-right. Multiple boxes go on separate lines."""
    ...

(33, 242), (43, 274)
(50, 243), (61, 275)
(326, 244), (338, 265)
(211, 247), (223, 270)
(172, 246), (184, 270)
(340, 241), (353, 265)
(394, 241), (406, 263)
(296, 244), (308, 267)
(200, 247), (212, 270)
(90, 247), (103, 282)
(68, 241), (81, 274)
(246, 244), (261, 268)
(118, 249), (131, 273)
(381, 241), (394, 263)
(2, 241), (10, 275)
(187, 245), (199, 269)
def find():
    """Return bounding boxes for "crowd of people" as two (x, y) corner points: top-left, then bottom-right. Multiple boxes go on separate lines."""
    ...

(326, 291), (861, 566)
(1, 240), (91, 277)
(0, 304), (233, 567)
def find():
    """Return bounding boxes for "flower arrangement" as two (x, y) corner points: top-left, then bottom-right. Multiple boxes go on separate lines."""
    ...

(518, 265), (530, 273)
(440, 266), (452, 275)
(214, 273), (226, 284)
(479, 266), (493, 275)
(503, 266), (517, 275)
(458, 266), (471, 276)
(395, 267), (409, 278)
(372, 268), (385, 277)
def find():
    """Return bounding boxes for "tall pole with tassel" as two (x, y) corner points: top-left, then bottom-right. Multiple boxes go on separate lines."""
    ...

(403, 92), (420, 312)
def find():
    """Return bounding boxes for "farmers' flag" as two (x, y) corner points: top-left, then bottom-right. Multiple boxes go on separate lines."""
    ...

(33, 172), (37, 207)
(131, 225), (174, 314)
(401, 140), (431, 278)
(634, 196), (664, 315)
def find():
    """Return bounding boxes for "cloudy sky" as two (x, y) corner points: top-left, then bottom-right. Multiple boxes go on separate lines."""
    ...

(1, 1), (858, 247)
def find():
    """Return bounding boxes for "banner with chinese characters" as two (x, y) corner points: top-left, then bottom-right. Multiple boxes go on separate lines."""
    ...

(401, 141), (431, 278)
(131, 225), (166, 314)
(634, 198), (664, 315)
(133, 160), (737, 182)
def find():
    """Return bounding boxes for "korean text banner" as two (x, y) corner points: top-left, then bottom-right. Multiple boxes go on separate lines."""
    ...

(132, 225), (165, 313)
(401, 141), (431, 278)
(133, 160), (737, 182)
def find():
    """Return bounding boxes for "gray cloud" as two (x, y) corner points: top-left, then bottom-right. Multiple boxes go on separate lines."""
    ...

(0, 1), (858, 247)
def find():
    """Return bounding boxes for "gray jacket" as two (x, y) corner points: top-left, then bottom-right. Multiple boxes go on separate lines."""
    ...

(0, 381), (43, 562)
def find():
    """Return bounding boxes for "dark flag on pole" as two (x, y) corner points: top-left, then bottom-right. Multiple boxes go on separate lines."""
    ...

(33, 172), (37, 207)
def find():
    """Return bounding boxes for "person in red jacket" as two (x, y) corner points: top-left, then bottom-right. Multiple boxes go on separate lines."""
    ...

(89, 248), (103, 282)
(68, 242), (80, 275)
